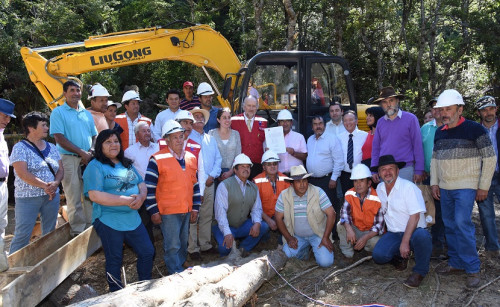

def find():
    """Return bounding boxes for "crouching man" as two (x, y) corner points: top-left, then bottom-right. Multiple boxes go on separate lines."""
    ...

(275, 165), (335, 267)
(372, 155), (432, 288)
(337, 164), (383, 260)
(213, 153), (269, 257)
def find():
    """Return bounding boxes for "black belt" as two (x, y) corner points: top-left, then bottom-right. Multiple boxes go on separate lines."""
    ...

(0, 177), (6, 182)
(312, 173), (332, 179)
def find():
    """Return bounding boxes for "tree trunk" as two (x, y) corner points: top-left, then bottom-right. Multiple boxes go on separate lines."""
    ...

(282, 0), (297, 50)
(253, 0), (264, 52)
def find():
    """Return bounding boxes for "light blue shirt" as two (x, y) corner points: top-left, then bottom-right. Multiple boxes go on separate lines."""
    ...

(83, 159), (143, 231)
(50, 102), (97, 154)
(189, 129), (222, 180)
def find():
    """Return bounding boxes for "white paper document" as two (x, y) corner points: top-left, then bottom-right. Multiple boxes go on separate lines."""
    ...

(264, 126), (286, 154)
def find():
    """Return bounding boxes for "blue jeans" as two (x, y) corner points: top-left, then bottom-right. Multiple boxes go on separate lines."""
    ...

(93, 219), (154, 292)
(212, 218), (269, 256)
(10, 194), (60, 254)
(423, 177), (446, 250)
(283, 234), (334, 267)
(372, 228), (432, 276)
(440, 189), (480, 273)
(160, 213), (190, 274)
(477, 175), (500, 251)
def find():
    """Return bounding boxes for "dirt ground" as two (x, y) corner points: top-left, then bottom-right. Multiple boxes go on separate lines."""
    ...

(5, 202), (500, 307)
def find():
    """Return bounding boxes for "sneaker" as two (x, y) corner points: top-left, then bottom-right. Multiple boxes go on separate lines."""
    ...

(435, 264), (464, 275)
(466, 273), (480, 289)
(403, 272), (424, 288)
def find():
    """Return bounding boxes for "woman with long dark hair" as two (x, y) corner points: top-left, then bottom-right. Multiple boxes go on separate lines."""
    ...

(83, 129), (153, 292)
(361, 106), (385, 167)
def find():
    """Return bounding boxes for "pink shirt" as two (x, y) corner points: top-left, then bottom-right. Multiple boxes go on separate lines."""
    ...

(278, 131), (307, 173)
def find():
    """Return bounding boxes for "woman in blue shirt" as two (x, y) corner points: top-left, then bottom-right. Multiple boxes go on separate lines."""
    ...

(84, 129), (153, 292)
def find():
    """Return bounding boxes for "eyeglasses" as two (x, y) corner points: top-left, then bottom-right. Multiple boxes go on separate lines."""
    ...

(265, 162), (279, 166)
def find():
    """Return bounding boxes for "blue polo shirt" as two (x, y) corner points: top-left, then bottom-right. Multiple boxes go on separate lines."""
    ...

(203, 106), (220, 133)
(50, 102), (97, 154)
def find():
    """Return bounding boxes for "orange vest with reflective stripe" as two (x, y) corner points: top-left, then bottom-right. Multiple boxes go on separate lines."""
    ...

(115, 114), (152, 150)
(344, 188), (381, 232)
(153, 148), (198, 215)
(253, 172), (290, 217)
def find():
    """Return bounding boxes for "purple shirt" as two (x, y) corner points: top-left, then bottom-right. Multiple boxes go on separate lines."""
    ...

(371, 110), (425, 175)
(0, 130), (9, 178)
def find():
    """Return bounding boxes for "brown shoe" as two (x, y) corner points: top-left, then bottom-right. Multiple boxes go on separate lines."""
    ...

(403, 272), (424, 288)
(466, 273), (480, 289)
(391, 257), (408, 271)
(435, 264), (464, 275)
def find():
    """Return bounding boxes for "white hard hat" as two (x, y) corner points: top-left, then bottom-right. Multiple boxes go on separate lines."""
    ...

(175, 110), (195, 122)
(197, 82), (215, 96)
(161, 120), (185, 138)
(107, 101), (122, 109)
(122, 90), (142, 103)
(350, 164), (373, 180)
(261, 150), (280, 164)
(435, 89), (464, 108)
(277, 109), (293, 121)
(88, 84), (111, 100)
(232, 153), (253, 168)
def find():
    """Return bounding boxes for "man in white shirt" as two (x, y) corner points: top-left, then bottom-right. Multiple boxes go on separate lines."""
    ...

(324, 103), (346, 136)
(152, 89), (182, 141)
(306, 115), (344, 239)
(372, 155), (432, 288)
(338, 110), (368, 195)
(274, 109), (307, 175)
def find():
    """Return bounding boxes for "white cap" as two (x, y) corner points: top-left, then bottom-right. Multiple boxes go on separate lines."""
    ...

(88, 84), (111, 100)
(350, 164), (372, 180)
(197, 82), (215, 96)
(175, 110), (195, 122)
(161, 120), (185, 137)
(122, 90), (142, 103)
(435, 89), (464, 108)
(232, 153), (253, 168)
(277, 109), (293, 121)
(107, 101), (122, 109)
(261, 150), (280, 164)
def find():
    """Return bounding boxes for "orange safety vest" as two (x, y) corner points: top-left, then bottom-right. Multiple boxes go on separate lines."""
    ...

(253, 172), (290, 217)
(115, 113), (152, 150)
(344, 188), (381, 232)
(153, 147), (198, 215)
(158, 138), (201, 160)
(231, 114), (267, 164)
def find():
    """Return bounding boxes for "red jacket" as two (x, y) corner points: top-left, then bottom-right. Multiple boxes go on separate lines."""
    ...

(231, 113), (267, 164)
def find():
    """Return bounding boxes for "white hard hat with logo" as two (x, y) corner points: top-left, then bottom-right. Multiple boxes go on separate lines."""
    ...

(350, 164), (373, 180)
(277, 109), (293, 121)
(88, 84), (111, 100)
(107, 101), (122, 109)
(122, 90), (142, 103)
(261, 150), (280, 164)
(161, 120), (185, 138)
(197, 82), (215, 96)
(175, 110), (195, 122)
(434, 89), (464, 108)
(232, 153), (253, 168)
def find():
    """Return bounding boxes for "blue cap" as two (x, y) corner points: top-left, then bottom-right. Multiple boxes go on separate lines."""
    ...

(0, 98), (16, 118)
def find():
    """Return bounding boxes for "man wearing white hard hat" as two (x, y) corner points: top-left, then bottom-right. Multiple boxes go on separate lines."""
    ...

(431, 89), (496, 288)
(197, 82), (220, 133)
(213, 153), (269, 257)
(337, 164), (383, 262)
(144, 120), (201, 274)
(115, 89), (152, 150)
(269, 109), (307, 175)
(253, 150), (290, 231)
(152, 89), (182, 141)
(275, 165), (335, 267)
(188, 107), (222, 260)
(87, 83), (112, 133)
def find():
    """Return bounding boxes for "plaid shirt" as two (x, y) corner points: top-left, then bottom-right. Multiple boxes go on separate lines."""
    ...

(340, 188), (385, 234)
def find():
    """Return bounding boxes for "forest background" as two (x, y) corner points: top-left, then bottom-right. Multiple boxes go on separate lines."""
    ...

(0, 0), (499, 131)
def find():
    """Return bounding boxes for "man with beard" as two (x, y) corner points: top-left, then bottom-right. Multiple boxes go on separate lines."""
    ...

(474, 96), (500, 259)
(371, 86), (424, 183)
(197, 82), (220, 133)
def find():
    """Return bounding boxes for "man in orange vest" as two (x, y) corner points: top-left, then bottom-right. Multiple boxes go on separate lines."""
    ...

(115, 90), (153, 150)
(144, 120), (201, 274)
(253, 150), (290, 232)
(337, 164), (384, 262)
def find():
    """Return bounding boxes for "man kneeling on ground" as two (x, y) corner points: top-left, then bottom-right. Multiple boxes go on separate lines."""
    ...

(337, 164), (383, 261)
(275, 165), (335, 267)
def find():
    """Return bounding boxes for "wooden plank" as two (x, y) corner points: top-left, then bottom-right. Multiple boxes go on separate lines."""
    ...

(0, 226), (102, 306)
(8, 222), (72, 268)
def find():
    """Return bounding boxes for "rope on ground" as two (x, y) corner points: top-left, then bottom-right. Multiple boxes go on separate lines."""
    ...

(430, 271), (440, 307)
(259, 265), (319, 296)
(464, 275), (500, 307)
(322, 256), (372, 282)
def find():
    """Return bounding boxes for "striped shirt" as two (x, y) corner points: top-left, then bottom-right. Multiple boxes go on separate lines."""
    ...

(180, 96), (201, 110)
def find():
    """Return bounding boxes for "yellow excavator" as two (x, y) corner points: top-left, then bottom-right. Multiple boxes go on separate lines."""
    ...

(21, 22), (372, 134)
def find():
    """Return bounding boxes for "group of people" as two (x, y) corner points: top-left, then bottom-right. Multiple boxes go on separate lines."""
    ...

(0, 79), (498, 292)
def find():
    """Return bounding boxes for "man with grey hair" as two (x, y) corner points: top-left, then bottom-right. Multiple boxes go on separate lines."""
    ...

(231, 96), (268, 180)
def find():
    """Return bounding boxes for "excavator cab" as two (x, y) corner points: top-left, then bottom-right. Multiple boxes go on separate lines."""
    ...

(224, 51), (357, 137)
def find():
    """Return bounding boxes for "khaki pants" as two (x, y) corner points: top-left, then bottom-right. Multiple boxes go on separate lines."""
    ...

(188, 184), (214, 253)
(337, 222), (380, 258)
(0, 181), (8, 240)
(61, 155), (92, 235)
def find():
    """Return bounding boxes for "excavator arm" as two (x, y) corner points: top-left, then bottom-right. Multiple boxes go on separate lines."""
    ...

(20, 24), (242, 110)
